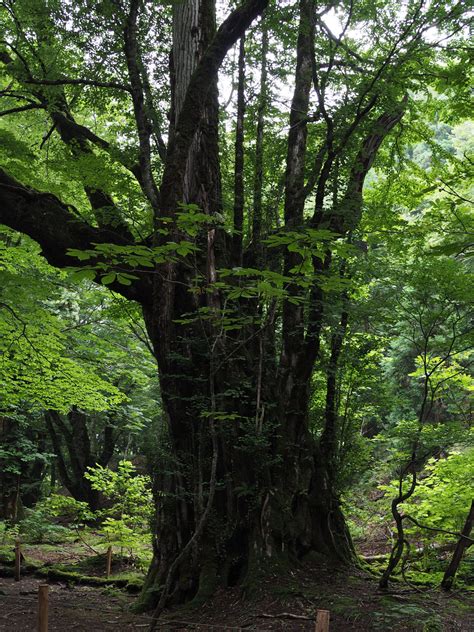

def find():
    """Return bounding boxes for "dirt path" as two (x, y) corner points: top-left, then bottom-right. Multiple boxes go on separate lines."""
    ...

(1, 568), (473, 631)
(0, 577), (152, 631)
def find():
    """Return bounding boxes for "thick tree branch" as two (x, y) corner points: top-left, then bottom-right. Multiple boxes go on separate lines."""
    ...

(47, 110), (148, 194)
(331, 97), (407, 233)
(0, 168), (151, 306)
(0, 43), (147, 229)
(46, 106), (136, 241)
(0, 102), (44, 116)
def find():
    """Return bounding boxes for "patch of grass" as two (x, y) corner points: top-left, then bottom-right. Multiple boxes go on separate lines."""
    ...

(328, 594), (358, 616)
(446, 598), (474, 614)
(372, 600), (442, 631)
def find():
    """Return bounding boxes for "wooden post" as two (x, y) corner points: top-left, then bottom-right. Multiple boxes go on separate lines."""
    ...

(106, 545), (112, 578)
(14, 539), (21, 582)
(315, 609), (330, 632)
(38, 584), (49, 632)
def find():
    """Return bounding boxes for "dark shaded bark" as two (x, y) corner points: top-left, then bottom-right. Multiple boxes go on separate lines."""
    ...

(441, 500), (474, 590)
(159, 0), (269, 214)
(320, 299), (349, 485)
(280, 0), (315, 383)
(0, 416), (46, 519)
(232, 36), (246, 267)
(0, 168), (152, 307)
(251, 15), (268, 245)
(44, 409), (117, 511)
(140, 1), (356, 615)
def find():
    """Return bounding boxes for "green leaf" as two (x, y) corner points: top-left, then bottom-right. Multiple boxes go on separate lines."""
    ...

(101, 273), (117, 285)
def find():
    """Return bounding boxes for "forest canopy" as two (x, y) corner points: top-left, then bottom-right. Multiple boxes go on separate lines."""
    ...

(0, 0), (472, 625)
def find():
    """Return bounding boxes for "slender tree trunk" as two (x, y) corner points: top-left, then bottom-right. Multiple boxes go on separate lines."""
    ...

(441, 500), (474, 591)
(232, 36), (246, 267)
(320, 298), (349, 486)
(379, 469), (417, 590)
(252, 14), (268, 245)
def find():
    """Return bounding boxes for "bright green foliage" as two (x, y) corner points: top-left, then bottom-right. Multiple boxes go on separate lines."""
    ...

(374, 450), (474, 584)
(84, 461), (152, 552)
(42, 494), (94, 526)
(9, 461), (152, 554)
(404, 451), (474, 540)
(1, 225), (159, 520)
(0, 230), (125, 411)
(336, 96), (473, 584)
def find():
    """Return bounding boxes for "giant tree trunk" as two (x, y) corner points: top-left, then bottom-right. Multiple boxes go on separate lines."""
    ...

(138, 0), (354, 613)
(139, 320), (355, 611)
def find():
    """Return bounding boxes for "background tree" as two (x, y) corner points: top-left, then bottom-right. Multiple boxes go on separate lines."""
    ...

(1, 227), (159, 516)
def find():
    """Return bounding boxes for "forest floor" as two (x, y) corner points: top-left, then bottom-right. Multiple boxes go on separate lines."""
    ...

(0, 543), (472, 631)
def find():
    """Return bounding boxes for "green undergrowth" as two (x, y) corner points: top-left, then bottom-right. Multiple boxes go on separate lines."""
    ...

(271, 565), (472, 632)
(0, 546), (14, 564)
(371, 599), (443, 632)
(361, 553), (473, 589)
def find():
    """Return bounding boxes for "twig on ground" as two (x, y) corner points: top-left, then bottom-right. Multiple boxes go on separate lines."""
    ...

(74, 527), (100, 555)
(256, 611), (314, 621)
